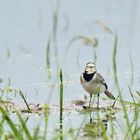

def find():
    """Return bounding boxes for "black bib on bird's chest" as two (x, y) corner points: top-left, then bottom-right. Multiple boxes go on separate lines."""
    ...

(83, 72), (95, 82)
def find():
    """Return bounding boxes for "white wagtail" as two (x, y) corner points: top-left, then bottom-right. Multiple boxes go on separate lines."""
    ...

(80, 62), (115, 108)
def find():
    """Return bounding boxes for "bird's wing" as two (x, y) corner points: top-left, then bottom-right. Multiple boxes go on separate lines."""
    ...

(96, 73), (108, 89)
(80, 74), (83, 84)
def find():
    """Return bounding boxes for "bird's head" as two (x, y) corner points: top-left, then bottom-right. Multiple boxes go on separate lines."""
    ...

(84, 62), (97, 74)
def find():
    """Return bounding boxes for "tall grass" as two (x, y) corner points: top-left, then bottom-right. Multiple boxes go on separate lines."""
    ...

(129, 53), (134, 88)
(43, 111), (49, 140)
(112, 34), (133, 139)
(46, 36), (51, 80)
(0, 107), (24, 140)
(59, 69), (63, 120)
(0, 106), (46, 140)
(52, 0), (59, 56)
(16, 111), (32, 140)
(59, 69), (63, 140)
(52, 0), (60, 71)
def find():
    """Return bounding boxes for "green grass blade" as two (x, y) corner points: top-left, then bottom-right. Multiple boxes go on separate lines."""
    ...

(59, 69), (63, 120)
(33, 125), (40, 140)
(117, 99), (140, 106)
(52, 0), (60, 57)
(128, 85), (136, 104)
(59, 69), (64, 140)
(16, 111), (33, 140)
(46, 36), (51, 79)
(129, 53), (134, 88)
(43, 112), (49, 140)
(112, 34), (133, 139)
(0, 107), (24, 140)
(0, 117), (5, 138)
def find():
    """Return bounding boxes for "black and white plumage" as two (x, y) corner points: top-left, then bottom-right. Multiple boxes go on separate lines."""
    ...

(80, 62), (115, 107)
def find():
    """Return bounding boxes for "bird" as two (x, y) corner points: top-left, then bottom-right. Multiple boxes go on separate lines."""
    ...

(80, 62), (115, 108)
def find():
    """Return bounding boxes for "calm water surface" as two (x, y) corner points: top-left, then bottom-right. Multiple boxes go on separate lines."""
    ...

(0, 0), (140, 139)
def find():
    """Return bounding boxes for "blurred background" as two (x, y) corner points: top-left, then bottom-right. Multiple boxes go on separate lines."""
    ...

(1, 1), (140, 139)
(0, 0), (140, 105)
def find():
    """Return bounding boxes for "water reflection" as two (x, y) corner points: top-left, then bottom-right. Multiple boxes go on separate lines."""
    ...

(82, 113), (110, 139)
(59, 116), (63, 140)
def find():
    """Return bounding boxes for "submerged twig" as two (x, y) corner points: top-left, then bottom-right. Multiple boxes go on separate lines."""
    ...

(112, 95), (119, 108)
(19, 90), (31, 111)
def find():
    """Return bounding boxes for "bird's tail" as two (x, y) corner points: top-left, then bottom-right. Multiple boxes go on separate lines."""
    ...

(104, 90), (115, 99)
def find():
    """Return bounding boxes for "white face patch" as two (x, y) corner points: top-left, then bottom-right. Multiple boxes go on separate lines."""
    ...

(85, 62), (96, 74)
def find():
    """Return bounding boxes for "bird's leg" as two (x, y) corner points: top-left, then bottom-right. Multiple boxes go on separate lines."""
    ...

(89, 94), (92, 107)
(97, 93), (100, 109)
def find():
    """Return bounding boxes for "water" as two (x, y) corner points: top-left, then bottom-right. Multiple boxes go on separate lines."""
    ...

(0, 0), (140, 139)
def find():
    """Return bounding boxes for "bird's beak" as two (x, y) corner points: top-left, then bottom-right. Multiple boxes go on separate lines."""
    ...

(85, 67), (89, 72)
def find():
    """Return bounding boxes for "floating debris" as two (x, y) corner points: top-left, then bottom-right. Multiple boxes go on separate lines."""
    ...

(72, 100), (86, 106)
(69, 35), (98, 48)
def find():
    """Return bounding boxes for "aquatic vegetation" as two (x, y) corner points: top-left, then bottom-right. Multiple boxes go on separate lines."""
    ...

(0, 0), (140, 140)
